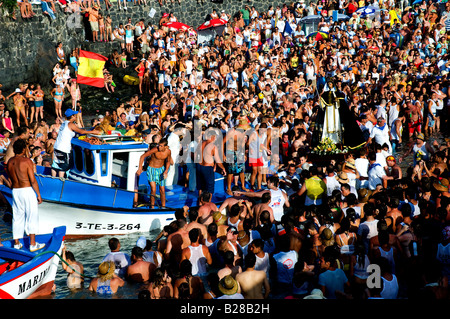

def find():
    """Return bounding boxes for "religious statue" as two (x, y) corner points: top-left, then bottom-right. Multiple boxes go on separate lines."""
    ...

(312, 79), (366, 150)
(319, 80), (343, 145)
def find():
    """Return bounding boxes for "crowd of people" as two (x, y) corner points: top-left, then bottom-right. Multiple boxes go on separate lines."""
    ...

(1, 0), (450, 300)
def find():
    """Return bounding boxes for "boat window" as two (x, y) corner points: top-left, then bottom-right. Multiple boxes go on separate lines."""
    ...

(73, 145), (83, 172)
(111, 152), (128, 188)
(84, 149), (95, 176)
(100, 151), (108, 176)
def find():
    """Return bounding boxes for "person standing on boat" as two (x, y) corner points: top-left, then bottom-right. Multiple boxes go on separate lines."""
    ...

(5, 138), (45, 252)
(136, 138), (171, 208)
(196, 129), (226, 197)
(51, 108), (101, 178)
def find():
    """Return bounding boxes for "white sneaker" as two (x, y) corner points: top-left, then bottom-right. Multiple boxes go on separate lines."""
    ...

(30, 243), (45, 252)
(124, 6), (127, 10)
(14, 243), (23, 249)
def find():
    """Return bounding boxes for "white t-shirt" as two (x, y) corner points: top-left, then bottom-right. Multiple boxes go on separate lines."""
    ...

(355, 158), (369, 178)
(368, 163), (386, 190)
(102, 251), (131, 278)
(54, 120), (75, 154)
(370, 125), (390, 147)
(376, 152), (387, 168)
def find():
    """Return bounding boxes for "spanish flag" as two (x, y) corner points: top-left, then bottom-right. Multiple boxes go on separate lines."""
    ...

(77, 50), (108, 88)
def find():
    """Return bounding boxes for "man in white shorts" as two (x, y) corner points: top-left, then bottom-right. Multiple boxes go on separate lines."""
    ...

(6, 138), (45, 251)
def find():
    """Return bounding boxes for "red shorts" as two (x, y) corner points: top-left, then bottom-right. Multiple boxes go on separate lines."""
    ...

(249, 157), (264, 167)
(408, 120), (421, 135)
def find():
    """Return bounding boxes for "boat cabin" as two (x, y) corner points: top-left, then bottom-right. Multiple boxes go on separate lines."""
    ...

(68, 135), (148, 192)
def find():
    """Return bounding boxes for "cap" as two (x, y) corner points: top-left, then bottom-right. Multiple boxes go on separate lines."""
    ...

(65, 109), (79, 118)
(227, 226), (238, 235)
(136, 236), (146, 249)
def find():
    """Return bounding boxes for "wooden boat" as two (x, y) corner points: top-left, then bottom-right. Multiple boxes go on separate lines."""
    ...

(0, 226), (66, 299)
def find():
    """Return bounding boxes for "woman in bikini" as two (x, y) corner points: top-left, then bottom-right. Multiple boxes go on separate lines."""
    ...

(10, 88), (28, 127)
(148, 268), (173, 299)
(51, 84), (65, 120)
(75, 104), (84, 128)
(25, 83), (35, 122)
(98, 13), (105, 42)
(67, 79), (81, 111)
(138, 110), (149, 131)
(105, 15), (112, 42)
(173, 260), (204, 299)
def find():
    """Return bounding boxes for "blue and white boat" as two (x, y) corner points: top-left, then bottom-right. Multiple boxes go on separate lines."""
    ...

(0, 226), (65, 299)
(0, 134), (228, 238)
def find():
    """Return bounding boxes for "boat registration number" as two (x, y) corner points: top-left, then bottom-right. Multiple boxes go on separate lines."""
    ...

(75, 222), (141, 231)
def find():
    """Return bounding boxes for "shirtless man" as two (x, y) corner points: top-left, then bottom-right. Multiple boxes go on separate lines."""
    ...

(424, 150), (448, 178)
(219, 60), (230, 82)
(405, 100), (423, 138)
(185, 207), (208, 244)
(196, 129), (226, 197)
(198, 192), (218, 226)
(136, 138), (171, 208)
(5, 138), (44, 251)
(4, 126), (30, 164)
(252, 192), (274, 225)
(137, 32), (150, 55)
(218, 192), (251, 219)
(223, 125), (248, 195)
(165, 219), (191, 267)
(236, 253), (270, 299)
(217, 249), (242, 280)
(34, 119), (49, 143)
(127, 246), (156, 283)
(386, 197), (403, 229)
(46, 130), (57, 157)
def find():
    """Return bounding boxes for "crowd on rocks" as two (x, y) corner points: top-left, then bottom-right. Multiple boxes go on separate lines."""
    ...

(1, 0), (450, 300)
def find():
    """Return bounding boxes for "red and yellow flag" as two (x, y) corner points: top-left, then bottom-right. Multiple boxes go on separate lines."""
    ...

(77, 50), (108, 88)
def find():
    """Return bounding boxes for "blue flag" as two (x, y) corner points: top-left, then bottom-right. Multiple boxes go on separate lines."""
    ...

(284, 22), (293, 36)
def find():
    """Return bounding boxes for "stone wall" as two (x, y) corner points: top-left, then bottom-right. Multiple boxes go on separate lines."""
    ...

(0, 0), (291, 92)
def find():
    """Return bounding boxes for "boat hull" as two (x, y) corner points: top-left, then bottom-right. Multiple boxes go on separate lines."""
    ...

(0, 226), (65, 299)
(36, 201), (176, 239)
